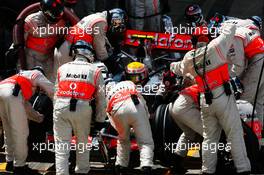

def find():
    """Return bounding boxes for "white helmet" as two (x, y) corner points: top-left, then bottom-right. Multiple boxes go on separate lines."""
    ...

(105, 78), (117, 95)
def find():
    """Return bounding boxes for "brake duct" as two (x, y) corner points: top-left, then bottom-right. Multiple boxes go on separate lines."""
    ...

(12, 2), (80, 69)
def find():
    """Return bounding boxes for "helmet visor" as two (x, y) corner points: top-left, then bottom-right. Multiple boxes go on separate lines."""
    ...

(111, 18), (126, 33)
(126, 74), (141, 84)
(186, 14), (202, 24)
(43, 6), (64, 22)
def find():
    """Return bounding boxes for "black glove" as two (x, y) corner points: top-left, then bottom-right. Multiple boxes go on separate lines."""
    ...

(94, 122), (106, 132)
(162, 70), (177, 90)
(230, 77), (244, 100)
(103, 54), (123, 75)
(191, 35), (198, 47)
(5, 46), (20, 69)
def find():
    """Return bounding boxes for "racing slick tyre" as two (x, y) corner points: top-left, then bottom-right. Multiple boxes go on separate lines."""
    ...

(153, 104), (261, 174)
(27, 92), (54, 162)
(152, 104), (182, 166)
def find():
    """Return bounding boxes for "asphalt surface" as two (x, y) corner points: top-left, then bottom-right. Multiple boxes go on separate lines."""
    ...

(0, 146), (202, 175)
(1, 139), (264, 174)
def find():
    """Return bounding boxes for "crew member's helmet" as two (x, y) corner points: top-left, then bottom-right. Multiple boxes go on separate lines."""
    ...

(125, 62), (148, 84)
(41, 0), (64, 23)
(249, 16), (262, 30)
(108, 8), (128, 33)
(185, 4), (204, 27)
(72, 40), (94, 62)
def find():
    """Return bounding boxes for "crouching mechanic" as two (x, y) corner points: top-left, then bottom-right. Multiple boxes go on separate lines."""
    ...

(168, 81), (203, 174)
(166, 36), (211, 174)
(53, 40), (106, 175)
(0, 67), (54, 175)
(170, 23), (251, 174)
(55, 8), (127, 77)
(106, 62), (154, 175)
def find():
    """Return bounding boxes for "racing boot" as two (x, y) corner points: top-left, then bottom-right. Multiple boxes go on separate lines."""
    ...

(170, 154), (186, 175)
(13, 165), (41, 175)
(142, 166), (153, 175)
(236, 172), (250, 175)
(114, 165), (128, 175)
(5, 161), (13, 171)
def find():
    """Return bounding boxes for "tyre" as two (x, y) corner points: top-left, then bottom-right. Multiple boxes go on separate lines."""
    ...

(27, 93), (54, 162)
(152, 104), (182, 166)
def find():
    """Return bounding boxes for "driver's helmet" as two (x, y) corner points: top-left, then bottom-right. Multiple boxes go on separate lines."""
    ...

(125, 62), (148, 84)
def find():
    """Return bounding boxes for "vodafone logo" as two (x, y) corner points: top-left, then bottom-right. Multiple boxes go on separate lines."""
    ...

(69, 83), (77, 90)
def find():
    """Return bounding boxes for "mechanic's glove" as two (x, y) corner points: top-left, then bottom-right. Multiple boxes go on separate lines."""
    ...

(94, 122), (106, 132)
(230, 77), (244, 100)
(162, 70), (177, 90)
(23, 101), (45, 123)
(191, 35), (198, 47)
(102, 54), (123, 75)
(5, 45), (20, 68)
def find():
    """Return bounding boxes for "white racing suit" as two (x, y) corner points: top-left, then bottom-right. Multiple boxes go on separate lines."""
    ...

(170, 24), (251, 174)
(125, 0), (161, 31)
(106, 81), (154, 168)
(225, 22), (264, 127)
(53, 56), (106, 175)
(24, 11), (66, 82)
(54, 11), (110, 76)
(0, 70), (54, 167)
(168, 84), (203, 157)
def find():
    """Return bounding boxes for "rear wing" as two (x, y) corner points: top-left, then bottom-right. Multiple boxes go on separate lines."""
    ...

(124, 29), (193, 51)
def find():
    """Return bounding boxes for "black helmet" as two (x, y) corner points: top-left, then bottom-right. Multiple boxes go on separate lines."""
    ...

(32, 66), (45, 75)
(41, 0), (64, 23)
(108, 8), (128, 33)
(249, 16), (262, 30)
(185, 4), (203, 27)
(72, 40), (95, 62)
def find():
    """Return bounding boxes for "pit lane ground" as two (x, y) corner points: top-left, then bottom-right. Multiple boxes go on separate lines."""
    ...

(0, 136), (263, 175)
(1, 146), (264, 174)
(0, 148), (203, 175)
